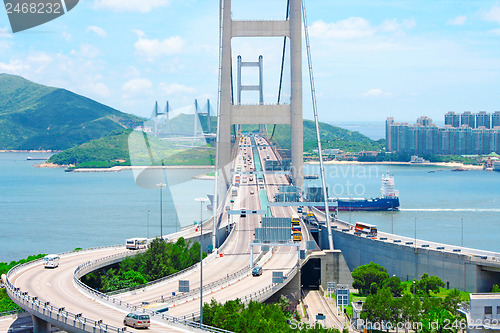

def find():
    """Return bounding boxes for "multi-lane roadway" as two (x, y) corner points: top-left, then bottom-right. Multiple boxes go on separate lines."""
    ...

(4, 134), (304, 332)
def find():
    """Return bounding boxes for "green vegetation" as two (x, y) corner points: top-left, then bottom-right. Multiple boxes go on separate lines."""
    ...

(48, 129), (133, 167)
(0, 254), (46, 276)
(353, 263), (469, 333)
(352, 262), (403, 297)
(0, 288), (20, 313)
(48, 128), (215, 168)
(256, 121), (383, 153)
(0, 253), (47, 313)
(203, 298), (340, 333)
(81, 237), (205, 293)
(0, 74), (143, 150)
(358, 152), (482, 164)
(492, 284), (500, 292)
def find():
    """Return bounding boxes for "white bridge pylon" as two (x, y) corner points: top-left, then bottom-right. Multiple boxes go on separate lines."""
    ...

(217, 0), (304, 188)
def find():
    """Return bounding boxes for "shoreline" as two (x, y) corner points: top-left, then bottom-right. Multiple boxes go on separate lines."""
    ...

(69, 165), (214, 172)
(305, 160), (484, 170)
(0, 150), (60, 153)
(35, 161), (485, 172)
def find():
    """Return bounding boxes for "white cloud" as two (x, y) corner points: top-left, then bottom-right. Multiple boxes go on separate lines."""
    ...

(483, 5), (500, 24)
(0, 27), (13, 38)
(310, 17), (415, 40)
(84, 82), (111, 98)
(61, 32), (72, 41)
(159, 82), (197, 96)
(70, 43), (100, 58)
(94, 0), (171, 13)
(87, 26), (107, 38)
(122, 78), (153, 99)
(134, 32), (184, 59)
(380, 18), (416, 36)
(0, 59), (29, 73)
(361, 88), (393, 98)
(489, 28), (500, 35)
(448, 16), (467, 26)
(310, 18), (374, 40)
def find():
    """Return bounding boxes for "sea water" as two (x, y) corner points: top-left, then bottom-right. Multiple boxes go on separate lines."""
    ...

(1, 153), (499, 262)
(0, 153), (214, 262)
(304, 163), (500, 252)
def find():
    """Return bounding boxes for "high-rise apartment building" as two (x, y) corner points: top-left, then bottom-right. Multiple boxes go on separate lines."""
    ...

(444, 112), (460, 128)
(387, 114), (500, 155)
(460, 111), (475, 128)
(476, 111), (491, 129)
(492, 111), (500, 128)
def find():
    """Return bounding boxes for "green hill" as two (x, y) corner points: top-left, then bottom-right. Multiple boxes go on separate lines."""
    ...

(49, 119), (382, 168)
(48, 129), (215, 168)
(0, 74), (143, 150)
(242, 121), (383, 153)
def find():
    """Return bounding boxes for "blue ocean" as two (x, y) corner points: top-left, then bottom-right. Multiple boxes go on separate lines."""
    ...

(1, 153), (499, 262)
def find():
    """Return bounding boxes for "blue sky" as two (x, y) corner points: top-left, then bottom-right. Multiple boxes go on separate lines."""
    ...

(1, 0), (500, 124)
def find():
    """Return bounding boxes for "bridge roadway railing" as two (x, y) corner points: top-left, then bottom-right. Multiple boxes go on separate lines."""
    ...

(311, 206), (500, 262)
(186, 263), (300, 320)
(4, 246), (135, 333)
(146, 248), (272, 311)
(107, 201), (236, 298)
(106, 250), (219, 297)
(73, 252), (233, 333)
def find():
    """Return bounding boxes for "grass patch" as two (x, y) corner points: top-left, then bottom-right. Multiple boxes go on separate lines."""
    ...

(0, 288), (21, 313)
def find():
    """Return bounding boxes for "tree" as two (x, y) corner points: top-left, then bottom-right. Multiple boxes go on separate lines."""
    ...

(416, 274), (445, 296)
(492, 284), (500, 293)
(443, 289), (462, 316)
(361, 287), (395, 330)
(352, 262), (390, 295)
(384, 276), (404, 297)
(203, 299), (340, 333)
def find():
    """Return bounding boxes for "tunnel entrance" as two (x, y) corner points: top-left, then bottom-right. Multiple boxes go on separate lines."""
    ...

(301, 258), (321, 290)
(311, 229), (319, 245)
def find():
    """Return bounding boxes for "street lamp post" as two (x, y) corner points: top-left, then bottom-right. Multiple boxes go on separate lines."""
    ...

(461, 218), (464, 247)
(195, 197), (208, 325)
(414, 217), (417, 248)
(157, 183), (166, 239)
(147, 209), (151, 239)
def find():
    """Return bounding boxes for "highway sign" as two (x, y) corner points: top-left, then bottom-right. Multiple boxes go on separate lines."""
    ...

(272, 271), (284, 284)
(300, 250), (305, 260)
(316, 313), (326, 321)
(179, 280), (190, 293)
(336, 284), (349, 307)
(306, 241), (316, 250)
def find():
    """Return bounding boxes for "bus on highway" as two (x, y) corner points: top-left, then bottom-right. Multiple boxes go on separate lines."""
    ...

(292, 230), (302, 242)
(354, 222), (378, 236)
(43, 254), (60, 268)
(126, 238), (148, 250)
(291, 213), (300, 226)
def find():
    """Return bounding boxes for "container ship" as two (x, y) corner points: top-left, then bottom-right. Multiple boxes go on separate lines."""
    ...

(308, 172), (400, 211)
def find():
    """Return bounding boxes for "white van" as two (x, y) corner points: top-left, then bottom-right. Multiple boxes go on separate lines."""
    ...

(126, 238), (148, 250)
(43, 255), (60, 268)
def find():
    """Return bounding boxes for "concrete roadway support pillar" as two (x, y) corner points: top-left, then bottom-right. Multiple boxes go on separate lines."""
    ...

(290, 0), (303, 188)
(266, 268), (301, 304)
(32, 315), (51, 333)
(218, 0), (233, 176)
(320, 250), (353, 291)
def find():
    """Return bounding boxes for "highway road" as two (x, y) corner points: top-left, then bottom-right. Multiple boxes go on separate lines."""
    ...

(302, 289), (348, 332)
(8, 247), (189, 332)
(119, 135), (300, 317)
(5, 134), (302, 332)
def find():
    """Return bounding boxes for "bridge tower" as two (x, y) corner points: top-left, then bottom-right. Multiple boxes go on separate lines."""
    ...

(218, 0), (304, 188)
